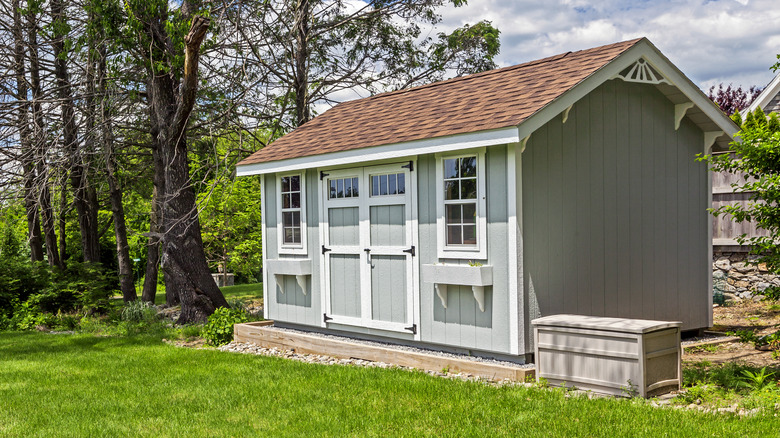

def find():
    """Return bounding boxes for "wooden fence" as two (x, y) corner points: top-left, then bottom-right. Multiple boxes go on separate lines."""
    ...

(711, 168), (768, 248)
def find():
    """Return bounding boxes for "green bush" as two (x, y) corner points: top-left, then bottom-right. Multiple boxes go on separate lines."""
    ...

(203, 307), (248, 346)
(9, 301), (52, 331)
(0, 259), (52, 315)
(121, 300), (158, 323)
(763, 286), (780, 301)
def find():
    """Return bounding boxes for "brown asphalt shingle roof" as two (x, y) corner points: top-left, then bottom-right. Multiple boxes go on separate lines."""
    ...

(238, 38), (643, 167)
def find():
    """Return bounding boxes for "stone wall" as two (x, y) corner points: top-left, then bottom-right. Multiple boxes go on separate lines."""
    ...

(713, 252), (779, 303)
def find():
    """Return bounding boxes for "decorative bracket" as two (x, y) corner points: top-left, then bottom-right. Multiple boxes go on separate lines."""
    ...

(435, 284), (448, 309)
(472, 286), (486, 312)
(675, 102), (694, 130)
(562, 104), (574, 124)
(295, 275), (307, 296)
(519, 135), (531, 154)
(275, 273), (309, 295)
(704, 131), (724, 154)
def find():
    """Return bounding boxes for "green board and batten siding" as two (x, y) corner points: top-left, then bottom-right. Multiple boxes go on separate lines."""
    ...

(522, 80), (709, 343)
(417, 146), (513, 354)
(264, 169), (322, 326)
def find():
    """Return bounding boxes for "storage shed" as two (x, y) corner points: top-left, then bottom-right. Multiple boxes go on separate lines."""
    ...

(236, 38), (738, 362)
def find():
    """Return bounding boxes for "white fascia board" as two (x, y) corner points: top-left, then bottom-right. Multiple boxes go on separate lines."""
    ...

(235, 126), (520, 176)
(746, 73), (780, 115)
(517, 40), (739, 142)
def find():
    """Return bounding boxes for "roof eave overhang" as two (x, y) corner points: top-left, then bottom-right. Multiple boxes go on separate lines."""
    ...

(515, 38), (739, 153)
(237, 39), (739, 177)
(746, 73), (780, 115)
(235, 126), (520, 176)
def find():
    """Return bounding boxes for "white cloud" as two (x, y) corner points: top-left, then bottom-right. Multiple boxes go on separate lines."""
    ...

(434, 0), (780, 91)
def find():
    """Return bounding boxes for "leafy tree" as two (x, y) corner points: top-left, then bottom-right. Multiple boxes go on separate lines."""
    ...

(707, 107), (780, 270)
(708, 83), (762, 116)
(198, 175), (263, 283)
(222, 0), (501, 133)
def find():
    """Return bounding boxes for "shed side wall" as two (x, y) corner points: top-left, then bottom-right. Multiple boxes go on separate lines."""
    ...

(264, 169), (322, 326)
(522, 79), (709, 348)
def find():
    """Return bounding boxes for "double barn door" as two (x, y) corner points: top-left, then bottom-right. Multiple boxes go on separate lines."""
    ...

(321, 163), (416, 334)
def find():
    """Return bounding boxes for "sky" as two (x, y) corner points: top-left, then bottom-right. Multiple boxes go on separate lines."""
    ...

(434, 0), (780, 93)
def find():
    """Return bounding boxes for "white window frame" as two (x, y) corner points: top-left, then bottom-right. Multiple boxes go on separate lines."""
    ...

(277, 172), (308, 255)
(436, 148), (487, 260)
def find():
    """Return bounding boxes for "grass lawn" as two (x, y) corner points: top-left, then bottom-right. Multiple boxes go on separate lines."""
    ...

(147, 282), (263, 305)
(1, 332), (777, 437)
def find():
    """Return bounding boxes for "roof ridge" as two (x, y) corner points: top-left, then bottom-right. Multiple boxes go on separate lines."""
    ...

(335, 38), (643, 108)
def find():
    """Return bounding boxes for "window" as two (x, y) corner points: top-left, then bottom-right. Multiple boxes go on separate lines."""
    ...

(436, 150), (486, 259)
(370, 172), (405, 197)
(278, 173), (307, 254)
(328, 177), (359, 199)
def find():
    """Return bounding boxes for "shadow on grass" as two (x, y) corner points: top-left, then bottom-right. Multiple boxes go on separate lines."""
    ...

(0, 331), (161, 357)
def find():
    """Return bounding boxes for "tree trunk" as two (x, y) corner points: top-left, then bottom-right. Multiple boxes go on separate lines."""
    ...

(13, 0), (44, 262)
(293, 0), (310, 126)
(26, 5), (61, 268)
(139, 11), (226, 321)
(51, 0), (101, 264)
(94, 42), (136, 302)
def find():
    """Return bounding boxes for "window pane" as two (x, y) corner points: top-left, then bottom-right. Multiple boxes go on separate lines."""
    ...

(329, 181), (336, 199)
(372, 175), (379, 196)
(282, 194), (291, 209)
(283, 211), (293, 227)
(292, 211), (300, 227)
(461, 178), (477, 199)
(397, 174), (405, 194)
(290, 193), (300, 209)
(380, 174), (388, 195)
(281, 176), (290, 192)
(461, 156), (477, 177)
(446, 204), (462, 224)
(389, 174), (397, 195)
(447, 225), (462, 245)
(462, 203), (476, 223)
(284, 228), (294, 243)
(352, 178), (359, 196)
(463, 225), (477, 245)
(290, 175), (300, 192)
(345, 178), (352, 197)
(444, 158), (459, 179)
(337, 179), (344, 198)
(292, 227), (301, 244)
(444, 181), (459, 200)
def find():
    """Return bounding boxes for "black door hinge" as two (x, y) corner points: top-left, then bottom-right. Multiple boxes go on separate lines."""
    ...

(402, 246), (415, 257)
(322, 245), (331, 254)
(324, 313), (333, 322)
(401, 161), (414, 171)
(320, 171), (330, 180)
(404, 324), (417, 334)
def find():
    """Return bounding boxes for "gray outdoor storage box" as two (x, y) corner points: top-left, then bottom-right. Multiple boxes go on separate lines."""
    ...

(532, 314), (682, 397)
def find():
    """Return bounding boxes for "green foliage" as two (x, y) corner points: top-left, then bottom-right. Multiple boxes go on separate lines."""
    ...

(202, 306), (248, 346)
(739, 367), (777, 391)
(0, 259), (53, 316)
(198, 170), (263, 283)
(727, 329), (759, 344)
(120, 300), (158, 323)
(704, 107), (780, 272)
(762, 285), (780, 301)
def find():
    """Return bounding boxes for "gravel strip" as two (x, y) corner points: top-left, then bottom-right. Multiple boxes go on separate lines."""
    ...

(265, 325), (535, 368)
(681, 332), (732, 346)
(219, 341), (527, 385)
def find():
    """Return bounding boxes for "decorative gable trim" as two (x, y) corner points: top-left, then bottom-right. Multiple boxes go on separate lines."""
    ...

(611, 58), (670, 85)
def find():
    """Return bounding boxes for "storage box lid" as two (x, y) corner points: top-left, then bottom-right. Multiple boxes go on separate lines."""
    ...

(531, 314), (681, 334)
